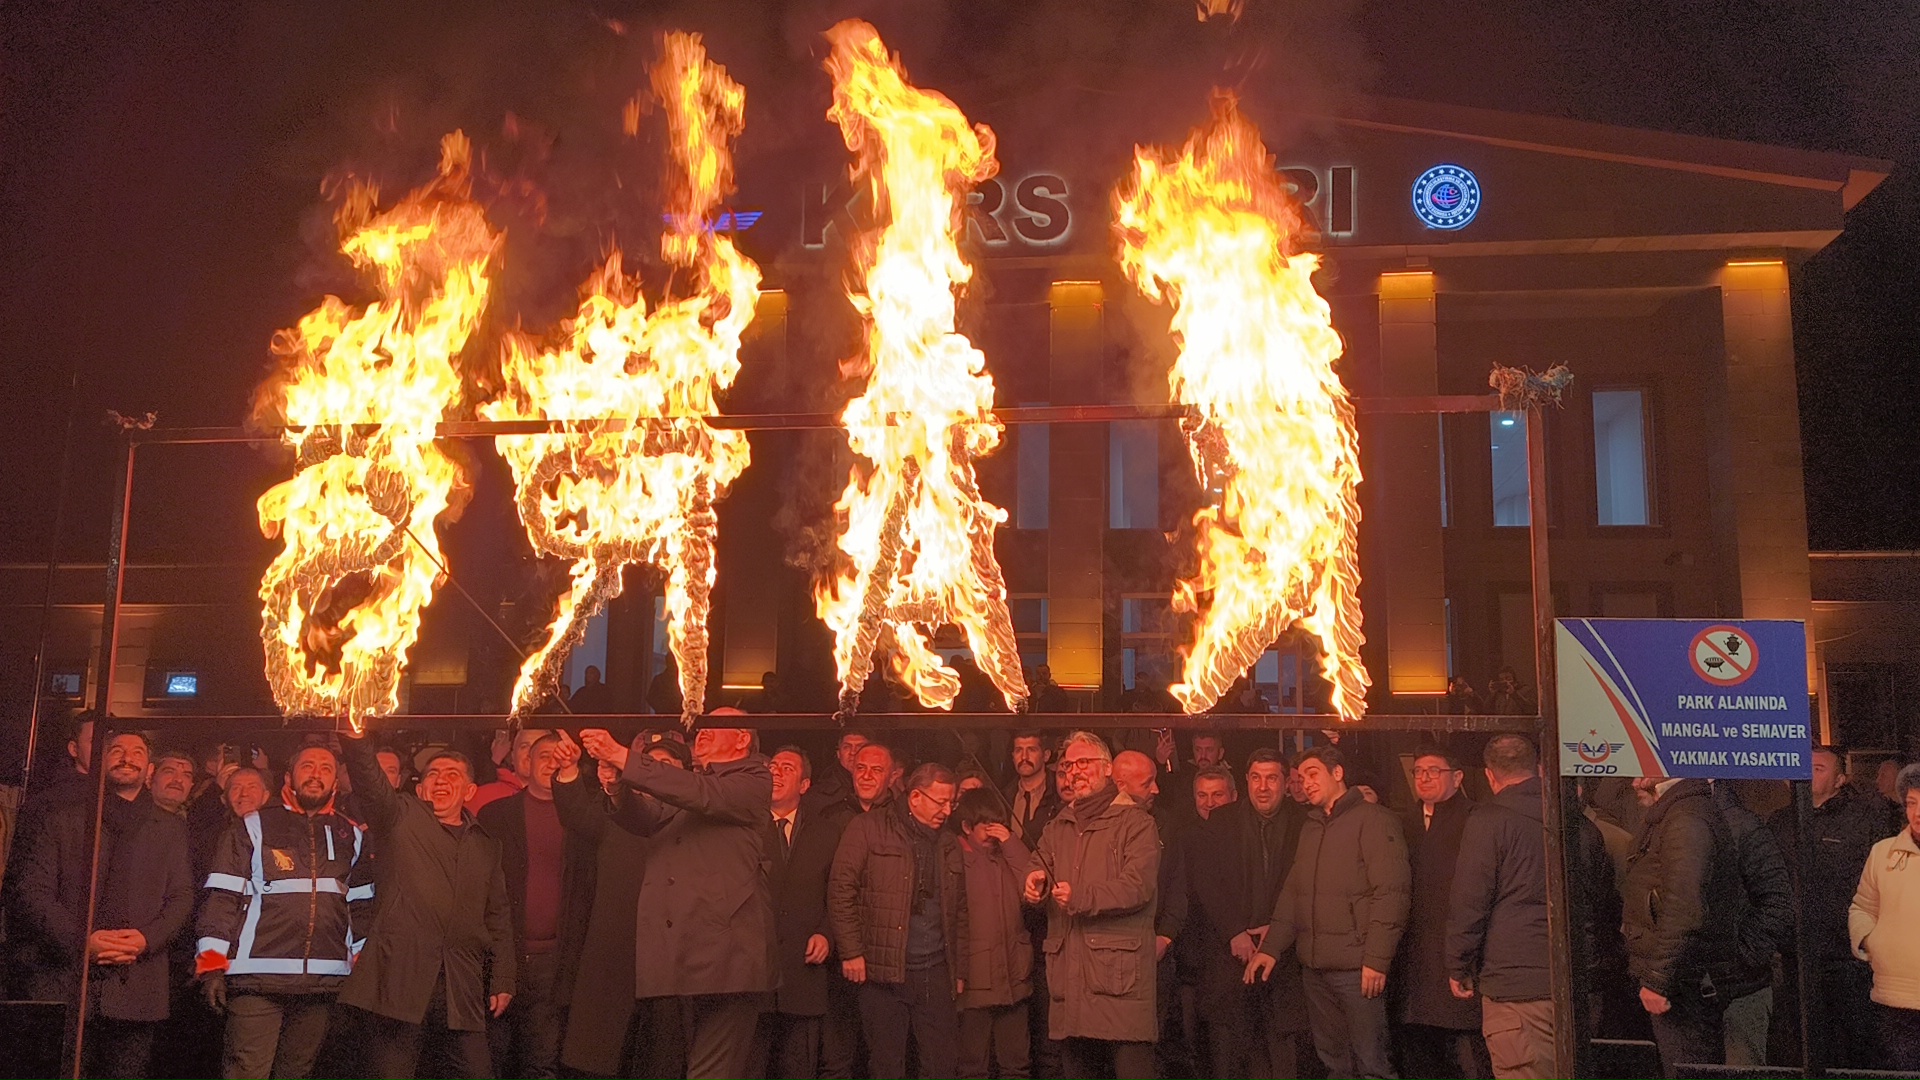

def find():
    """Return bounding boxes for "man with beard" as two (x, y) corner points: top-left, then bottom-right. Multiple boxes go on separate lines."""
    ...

(12, 730), (193, 1078)
(195, 744), (369, 1079)
(579, 713), (775, 1080)
(478, 733), (595, 1079)
(1022, 732), (1161, 1078)
(1186, 748), (1310, 1078)
(340, 738), (515, 1079)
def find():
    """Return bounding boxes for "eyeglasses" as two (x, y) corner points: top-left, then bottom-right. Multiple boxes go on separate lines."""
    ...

(1062, 757), (1105, 772)
(1412, 766), (1458, 779)
(911, 791), (956, 811)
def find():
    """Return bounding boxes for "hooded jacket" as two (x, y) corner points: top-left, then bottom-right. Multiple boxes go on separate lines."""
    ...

(1259, 786), (1411, 973)
(1030, 782), (1161, 1042)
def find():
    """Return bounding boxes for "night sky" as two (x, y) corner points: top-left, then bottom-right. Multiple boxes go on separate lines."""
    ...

(3, 0), (1916, 566)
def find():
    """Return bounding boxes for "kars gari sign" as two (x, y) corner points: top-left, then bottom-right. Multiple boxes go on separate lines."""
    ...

(1556, 618), (1811, 779)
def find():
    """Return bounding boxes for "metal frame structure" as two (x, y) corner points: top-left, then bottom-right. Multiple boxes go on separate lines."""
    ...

(49, 394), (1584, 1076)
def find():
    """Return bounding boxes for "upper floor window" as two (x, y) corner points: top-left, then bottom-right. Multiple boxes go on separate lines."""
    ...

(1490, 411), (1529, 526)
(1592, 389), (1651, 526)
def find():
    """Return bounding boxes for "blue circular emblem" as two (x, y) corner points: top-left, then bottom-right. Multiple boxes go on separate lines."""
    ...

(1412, 164), (1481, 230)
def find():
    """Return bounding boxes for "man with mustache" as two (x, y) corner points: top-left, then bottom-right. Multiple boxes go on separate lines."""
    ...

(12, 729), (193, 1078)
(340, 735), (515, 1079)
(195, 743), (370, 1079)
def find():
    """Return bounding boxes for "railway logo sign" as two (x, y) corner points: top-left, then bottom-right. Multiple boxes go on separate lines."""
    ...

(1556, 618), (1810, 779)
(1412, 164), (1481, 230)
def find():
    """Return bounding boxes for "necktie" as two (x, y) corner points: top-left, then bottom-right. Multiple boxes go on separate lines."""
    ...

(779, 815), (792, 854)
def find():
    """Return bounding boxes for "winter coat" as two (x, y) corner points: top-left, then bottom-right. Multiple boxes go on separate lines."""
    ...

(771, 802), (853, 1016)
(1621, 779), (1746, 1001)
(1182, 799), (1310, 1030)
(1712, 783), (1794, 998)
(1447, 777), (1550, 1002)
(195, 798), (370, 995)
(9, 789), (193, 1021)
(1768, 783), (1892, 962)
(337, 738), (515, 1031)
(1850, 827), (1920, 1009)
(611, 745), (776, 998)
(1259, 786), (1411, 974)
(553, 772), (649, 1078)
(828, 800), (968, 985)
(1030, 783), (1161, 1042)
(1396, 793), (1482, 1030)
(476, 789), (597, 1002)
(958, 831), (1032, 1009)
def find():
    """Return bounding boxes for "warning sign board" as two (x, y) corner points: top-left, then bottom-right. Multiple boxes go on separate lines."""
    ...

(1557, 619), (1810, 779)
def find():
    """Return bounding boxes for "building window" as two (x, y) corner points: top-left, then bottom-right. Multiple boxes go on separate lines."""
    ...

(1592, 389), (1651, 526)
(1120, 594), (1174, 691)
(1011, 595), (1048, 673)
(1490, 411), (1529, 526)
(1016, 414), (1049, 529)
(1438, 416), (1452, 528)
(1109, 421), (1159, 530)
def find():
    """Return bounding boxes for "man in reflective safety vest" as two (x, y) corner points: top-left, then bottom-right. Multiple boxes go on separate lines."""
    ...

(195, 744), (370, 1079)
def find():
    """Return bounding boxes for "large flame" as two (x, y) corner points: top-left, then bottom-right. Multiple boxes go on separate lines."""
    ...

(1114, 97), (1369, 719)
(483, 32), (758, 722)
(256, 132), (499, 729)
(816, 21), (1028, 716)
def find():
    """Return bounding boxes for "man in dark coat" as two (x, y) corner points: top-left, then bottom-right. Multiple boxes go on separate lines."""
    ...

(1184, 748), (1310, 1078)
(1001, 730), (1062, 1078)
(11, 729), (193, 1078)
(1395, 746), (1489, 1078)
(1766, 745), (1892, 1067)
(340, 736), (515, 1079)
(1248, 744), (1411, 1080)
(830, 762), (968, 1079)
(554, 738), (688, 1079)
(1447, 734), (1553, 1079)
(1709, 781), (1793, 1066)
(1021, 731), (1162, 1079)
(580, 713), (776, 1080)
(1622, 777), (1747, 1076)
(758, 745), (854, 1078)
(476, 732), (595, 1078)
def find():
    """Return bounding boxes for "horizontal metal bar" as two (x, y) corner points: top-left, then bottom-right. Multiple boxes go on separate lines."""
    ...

(101, 711), (1542, 733)
(125, 396), (1508, 446)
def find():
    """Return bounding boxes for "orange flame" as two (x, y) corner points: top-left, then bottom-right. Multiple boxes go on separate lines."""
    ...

(256, 132), (500, 729)
(815, 21), (1029, 716)
(483, 32), (758, 722)
(1114, 97), (1369, 719)
(1194, 0), (1246, 20)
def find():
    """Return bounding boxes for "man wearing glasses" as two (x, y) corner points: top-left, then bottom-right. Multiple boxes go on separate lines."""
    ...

(828, 762), (969, 1078)
(1022, 731), (1162, 1078)
(1395, 746), (1490, 1077)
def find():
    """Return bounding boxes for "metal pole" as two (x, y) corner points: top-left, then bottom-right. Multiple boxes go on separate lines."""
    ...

(1790, 779), (1820, 1076)
(23, 368), (82, 792)
(1526, 405), (1579, 1078)
(71, 435), (136, 1079)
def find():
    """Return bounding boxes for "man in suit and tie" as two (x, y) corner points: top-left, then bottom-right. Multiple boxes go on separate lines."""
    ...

(758, 747), (855, 1078)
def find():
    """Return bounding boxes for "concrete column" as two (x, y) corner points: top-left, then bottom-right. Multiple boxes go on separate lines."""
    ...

(720, 290), (790, 691)
(1718, 260), (1817, 680)
(1376, 271), (1449, 697)
(1046, 282), (1105, 690)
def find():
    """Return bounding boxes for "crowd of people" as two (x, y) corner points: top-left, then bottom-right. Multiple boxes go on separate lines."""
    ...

(1, 707), (1918, 1080)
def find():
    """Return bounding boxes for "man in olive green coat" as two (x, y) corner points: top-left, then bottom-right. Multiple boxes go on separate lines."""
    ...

(1023, 731), (1161, 1079)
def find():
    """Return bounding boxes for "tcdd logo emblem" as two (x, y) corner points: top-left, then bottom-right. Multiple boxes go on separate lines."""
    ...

(1412, 164), (1481, 230)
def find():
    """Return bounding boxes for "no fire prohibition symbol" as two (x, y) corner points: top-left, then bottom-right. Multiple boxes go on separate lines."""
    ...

(1556, 618), (1811, 779)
